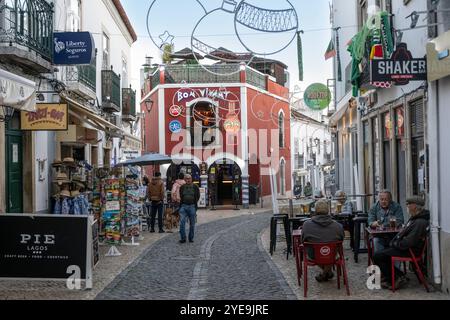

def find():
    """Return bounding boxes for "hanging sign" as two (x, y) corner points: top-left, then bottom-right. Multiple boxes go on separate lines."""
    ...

(169, 120), (182, 133)
(304, 83), (331, 111)
(53, 32), (95, 65)
(371, 43), (427, 85)
(21, 104), (68, 131)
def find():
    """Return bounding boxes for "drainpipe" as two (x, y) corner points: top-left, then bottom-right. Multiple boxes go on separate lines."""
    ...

(431, 80), (442, 285)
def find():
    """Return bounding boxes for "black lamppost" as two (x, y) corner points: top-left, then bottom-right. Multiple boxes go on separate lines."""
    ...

(0, 106), (15, 123)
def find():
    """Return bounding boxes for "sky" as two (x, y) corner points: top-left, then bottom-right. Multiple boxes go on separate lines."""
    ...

(121, 0), (334, 106)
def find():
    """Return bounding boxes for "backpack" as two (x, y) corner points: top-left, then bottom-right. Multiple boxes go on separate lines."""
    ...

(181, 184), (197, 205)
(171, 180), (184, 203)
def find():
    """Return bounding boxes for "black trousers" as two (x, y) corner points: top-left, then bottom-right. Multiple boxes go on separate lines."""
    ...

(373, 247), (410, 282)
(148, 202), (164, 231)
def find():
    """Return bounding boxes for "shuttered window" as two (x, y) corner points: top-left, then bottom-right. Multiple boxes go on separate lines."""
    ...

(410, 98), (424, 138)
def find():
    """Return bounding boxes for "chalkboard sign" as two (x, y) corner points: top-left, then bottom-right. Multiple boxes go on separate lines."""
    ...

(0, 215), (92, 284)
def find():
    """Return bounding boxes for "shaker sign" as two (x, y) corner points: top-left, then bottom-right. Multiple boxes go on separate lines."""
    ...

(371, 43), (427, 85)
(53, 32), (95, 65)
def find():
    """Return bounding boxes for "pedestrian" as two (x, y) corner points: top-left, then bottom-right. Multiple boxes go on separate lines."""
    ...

(368, 190), (404, 253)
(147, 172), (165, 233)
(171, 172), (186, 213)
(374, 196), (430, 290)
(302, 200), (345, 282)
(179, 174), (200, 244)
(304, 182), (313, 197)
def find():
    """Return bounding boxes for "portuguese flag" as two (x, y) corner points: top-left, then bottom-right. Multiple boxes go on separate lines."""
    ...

(325, 38), (336, 60)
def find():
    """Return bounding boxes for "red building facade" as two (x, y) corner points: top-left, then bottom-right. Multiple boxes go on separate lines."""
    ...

(142, 64), (291, 208)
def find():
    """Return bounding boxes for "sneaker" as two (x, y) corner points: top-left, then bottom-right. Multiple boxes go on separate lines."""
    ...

(189, 240), (194, 243)
(394, 276), (409, 290)
(326, 272), (334, 280)
(179, 240), (186, 244)
(150, 229), (155, 233)
(159, 230), (165, 233)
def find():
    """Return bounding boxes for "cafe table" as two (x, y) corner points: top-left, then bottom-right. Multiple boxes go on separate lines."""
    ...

(365, 226), (403, 266)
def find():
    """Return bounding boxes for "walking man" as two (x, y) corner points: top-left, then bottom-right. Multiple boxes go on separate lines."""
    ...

(147, 172), (165, 233)
(179, 174), (200, 244)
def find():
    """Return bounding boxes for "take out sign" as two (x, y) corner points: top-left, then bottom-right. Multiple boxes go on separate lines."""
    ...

(371, 43), (427, 85)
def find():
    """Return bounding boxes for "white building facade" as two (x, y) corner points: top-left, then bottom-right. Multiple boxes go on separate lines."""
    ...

(331, 0), (450, 293)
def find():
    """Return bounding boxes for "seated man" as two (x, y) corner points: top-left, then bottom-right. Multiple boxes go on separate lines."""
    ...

(334, 190), (353, 215)
(373, 196), (430, 290)
(302, 200), (345, 282)
(368, 190), (404, 253)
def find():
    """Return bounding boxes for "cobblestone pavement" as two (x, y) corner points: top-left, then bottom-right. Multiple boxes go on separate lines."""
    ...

(96, 212), (297, 300)
(261, 228), (450, 300)
(0, 207), (270, 300)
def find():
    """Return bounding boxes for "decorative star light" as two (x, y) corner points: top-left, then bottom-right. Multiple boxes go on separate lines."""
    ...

(158, 31), (175, 48)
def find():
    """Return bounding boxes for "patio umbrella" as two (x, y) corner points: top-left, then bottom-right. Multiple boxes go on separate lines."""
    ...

(116, 153), (174, 167)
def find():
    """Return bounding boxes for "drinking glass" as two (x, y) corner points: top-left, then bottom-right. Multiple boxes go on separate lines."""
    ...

(389, 217), (397, 229)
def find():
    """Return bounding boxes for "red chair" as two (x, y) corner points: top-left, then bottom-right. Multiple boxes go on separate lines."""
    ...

(302, 241), (350, 298)
(391, 240), (430, 293)
(292, 229), (303, 286)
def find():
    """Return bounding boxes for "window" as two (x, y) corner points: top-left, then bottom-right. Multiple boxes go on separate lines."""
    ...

(122, 55), (128, 87)
(190, 102), (217, 147)
(372, 117), (380, 194)
(279, 112), (285, 148)
(280, 159), (286, 196)
(102, 32), (110, 70)
(299, 153), (304, 169)
(375, 0), (392, 13)
(410, 99), (425, 196)
(358, 0), (368, 29)
(67, 0), (82, 32)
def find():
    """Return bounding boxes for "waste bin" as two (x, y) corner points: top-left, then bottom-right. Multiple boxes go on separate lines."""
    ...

(249, 185), (259, 205)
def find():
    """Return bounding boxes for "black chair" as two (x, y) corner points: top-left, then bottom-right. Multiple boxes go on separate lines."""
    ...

(270, 214), (291, 259)
(353, 214), (369, 263)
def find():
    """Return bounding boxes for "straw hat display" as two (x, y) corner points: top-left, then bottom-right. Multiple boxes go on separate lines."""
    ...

(71, 190), (80, 197)
(63, 157), (77, 167)
(54, 172), (70, 185)
(60, 190), (71, 198)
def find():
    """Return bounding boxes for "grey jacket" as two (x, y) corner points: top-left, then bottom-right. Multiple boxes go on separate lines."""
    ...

(368, 201), (404, 227)
(302, 215), (345, 243)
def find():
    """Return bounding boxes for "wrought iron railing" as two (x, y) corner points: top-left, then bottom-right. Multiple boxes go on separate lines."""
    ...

(164, 64), (241, 84)
(63, 63), (97, 93)
(246, 67), (266, 90)
(0, 0), (53, 61)
(102, 69), (121, 111)
(122, 88), (136, 118)
(150, 69), (160, 89)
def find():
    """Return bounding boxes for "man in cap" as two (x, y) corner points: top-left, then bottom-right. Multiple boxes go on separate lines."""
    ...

(373, 196), (430, 290)
(302, 200), (345, 282)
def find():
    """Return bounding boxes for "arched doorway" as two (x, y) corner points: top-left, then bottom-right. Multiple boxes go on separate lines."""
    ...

(208, 159), (242, 206)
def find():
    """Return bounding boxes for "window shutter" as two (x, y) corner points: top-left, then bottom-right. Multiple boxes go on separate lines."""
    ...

(410, 98), (424, 137)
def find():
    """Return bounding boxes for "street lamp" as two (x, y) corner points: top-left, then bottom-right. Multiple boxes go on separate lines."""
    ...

(144, 99), (154, 113)
(0, 105), (15, 123)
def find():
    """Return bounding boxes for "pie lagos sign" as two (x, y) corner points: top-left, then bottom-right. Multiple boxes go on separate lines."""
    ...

(371, 43), (427, 85)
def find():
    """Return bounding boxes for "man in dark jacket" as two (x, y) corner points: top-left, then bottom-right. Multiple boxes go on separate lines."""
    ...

(302, 200), (345, 282)
(368, 190), (404, 253)
(373, 196), (430, 290)
(147, 172), (165, 233)
(179, 174), (200, 244)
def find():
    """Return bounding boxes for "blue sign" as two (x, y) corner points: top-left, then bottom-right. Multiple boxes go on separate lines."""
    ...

(53, 32), (95, 65)
(169, 120), (182, 133)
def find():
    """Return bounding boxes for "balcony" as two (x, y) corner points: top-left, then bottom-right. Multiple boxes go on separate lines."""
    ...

(164, 64), (241, 84)
(246, 68), (266, 91)
(62, 63), (97, 100)
(0, 0), (53, 73)
(122, 87), (136, 122)
(102, 69), (121, 113)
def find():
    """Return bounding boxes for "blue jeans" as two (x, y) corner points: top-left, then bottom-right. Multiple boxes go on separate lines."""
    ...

(179, 204), (197, 242)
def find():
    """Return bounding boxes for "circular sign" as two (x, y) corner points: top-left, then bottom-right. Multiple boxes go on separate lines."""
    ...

(169, 120), (182, 133)
(223, 117), (241, 133)
(320, 246), (331, 256)
(169, 105), (182, 117)
(304, 83), (332, 111)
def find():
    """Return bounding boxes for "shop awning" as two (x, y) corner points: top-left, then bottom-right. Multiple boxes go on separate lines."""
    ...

(62, 94), (141, 145)
(0, 68), (36, 111)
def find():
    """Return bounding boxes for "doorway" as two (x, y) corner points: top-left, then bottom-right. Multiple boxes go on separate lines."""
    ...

(208, 160), (242, 206)
(5, 113), (23, 213)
